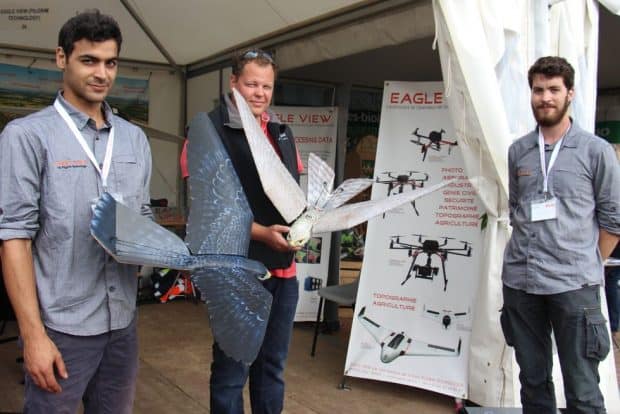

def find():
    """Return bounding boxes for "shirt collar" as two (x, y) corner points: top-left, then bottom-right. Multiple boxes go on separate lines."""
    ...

(56, 90), (113, 131)
(526, 118), (579, 149)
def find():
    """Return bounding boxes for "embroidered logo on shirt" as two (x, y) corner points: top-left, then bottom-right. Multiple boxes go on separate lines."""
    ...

(55, 159), (88, 169)
(517, 169), (532, 177)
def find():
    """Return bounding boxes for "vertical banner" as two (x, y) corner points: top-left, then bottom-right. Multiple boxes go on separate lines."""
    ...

(272, 106), (338, 321)
(344, 82), (485, 398)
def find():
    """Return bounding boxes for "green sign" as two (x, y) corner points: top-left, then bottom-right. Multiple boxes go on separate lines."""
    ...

(596, 121), (620, 144)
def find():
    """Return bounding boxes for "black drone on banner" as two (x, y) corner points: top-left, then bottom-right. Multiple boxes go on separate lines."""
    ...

(389, 234), (472, 291)
(375, 171), (429, 217)
(410, 127), (458, 161)
(423, 305), (469, 330)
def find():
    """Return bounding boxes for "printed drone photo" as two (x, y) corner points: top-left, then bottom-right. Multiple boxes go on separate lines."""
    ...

(409, 126), (458, 162)
(295, 237), (322, 264)
(388, 234), (472, 292)
(375, 170), (430, 218)
(422, 303), (471, 332)
(357, 305), (462, 364)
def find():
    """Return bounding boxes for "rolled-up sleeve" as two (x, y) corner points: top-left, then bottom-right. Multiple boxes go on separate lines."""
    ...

(138, 130), (153, 219)
(593, 142), (620, 235)
(0, 123), (42, 240)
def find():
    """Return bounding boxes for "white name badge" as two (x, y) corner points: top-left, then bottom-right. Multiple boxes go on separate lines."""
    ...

(531, 198), (557, 222)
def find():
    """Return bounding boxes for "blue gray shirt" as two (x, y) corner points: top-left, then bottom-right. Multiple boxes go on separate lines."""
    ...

(502, 122), (620, 294)
(0, 92), (152, 335)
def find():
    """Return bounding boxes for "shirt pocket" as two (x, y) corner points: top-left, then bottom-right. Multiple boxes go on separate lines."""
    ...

(551, 168), (591, 199)
(515, 167), (540, 203)
(112, 155), (143, 207)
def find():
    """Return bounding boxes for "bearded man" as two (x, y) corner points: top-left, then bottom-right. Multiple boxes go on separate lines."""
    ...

(500, 56), (620, 414)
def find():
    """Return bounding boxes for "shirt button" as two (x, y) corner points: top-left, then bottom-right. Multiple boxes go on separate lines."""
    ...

(109, 286), (116, 292)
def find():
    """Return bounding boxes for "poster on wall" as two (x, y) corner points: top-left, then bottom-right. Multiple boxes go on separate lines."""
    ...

(344, 81), (485, 398)
(0, 63), (149, 123)
(272, 106), (338, 321)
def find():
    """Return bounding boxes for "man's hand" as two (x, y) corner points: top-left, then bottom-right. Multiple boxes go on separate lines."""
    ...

(23, 332), (67, 393)
(252, 223), (301, 252)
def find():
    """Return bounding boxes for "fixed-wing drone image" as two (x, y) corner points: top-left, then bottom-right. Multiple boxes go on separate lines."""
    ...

(375, 171), (429, 217)
(90, 112), (273, 365)
(423, 305), (469, 330)
(233, 88), (452, 248)
(389, 234), (472, 291)
(357, 307), (461, 363)
(410, 127), (458, 161)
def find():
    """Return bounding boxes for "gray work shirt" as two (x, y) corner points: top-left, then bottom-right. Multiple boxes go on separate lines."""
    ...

(0, 92), (152, 335)
(502, 122), (620, 294)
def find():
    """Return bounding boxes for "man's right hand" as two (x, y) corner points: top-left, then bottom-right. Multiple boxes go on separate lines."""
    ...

(23, 333), (68, 393)
(252, 223), (301, 252)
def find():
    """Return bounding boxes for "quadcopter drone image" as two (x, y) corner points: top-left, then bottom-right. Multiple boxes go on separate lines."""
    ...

(357, 307), (461, 363)
(375, 171), (429, 217)
(423, 305), (469, 330)
(410, 127), (458, 161)
(389, 234), (472, 291)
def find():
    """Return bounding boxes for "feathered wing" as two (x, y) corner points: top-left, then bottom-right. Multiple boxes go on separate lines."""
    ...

(307, 153), (334, 208)
(191, 258), (272, 365)
(185, 112), (252, 256)
(232, 88), (306, 223)
(312, 180), (452, 234)
(90, 193), (197, 270)
(322, 178), (373, 210)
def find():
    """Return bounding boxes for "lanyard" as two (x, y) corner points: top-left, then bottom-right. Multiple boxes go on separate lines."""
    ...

(537, 127), (567, 195)
(54, 99), (115, 190)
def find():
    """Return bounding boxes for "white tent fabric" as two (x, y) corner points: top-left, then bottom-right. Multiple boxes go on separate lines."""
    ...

(0, 0), (365, 65)
(433, 0), (620, 408)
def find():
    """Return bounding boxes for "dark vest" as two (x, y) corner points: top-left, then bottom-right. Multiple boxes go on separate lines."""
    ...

(209, 101), (300, 269)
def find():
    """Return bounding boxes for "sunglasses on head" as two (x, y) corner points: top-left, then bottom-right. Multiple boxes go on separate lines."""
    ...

(242, 49), (274, 63)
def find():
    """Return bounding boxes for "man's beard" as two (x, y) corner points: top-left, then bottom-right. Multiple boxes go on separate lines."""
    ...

(532, 96), (570, 127)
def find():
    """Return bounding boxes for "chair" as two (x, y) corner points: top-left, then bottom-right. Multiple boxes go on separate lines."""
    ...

(310, 279), (359, 357)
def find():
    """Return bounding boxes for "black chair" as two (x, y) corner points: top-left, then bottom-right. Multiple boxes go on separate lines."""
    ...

(310, 279), (359, 357)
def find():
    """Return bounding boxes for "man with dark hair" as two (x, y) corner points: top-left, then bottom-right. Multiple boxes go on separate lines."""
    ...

(0, 10), (151, 414)
(501, 55), (620, 413)
(182, 48), (303, 413)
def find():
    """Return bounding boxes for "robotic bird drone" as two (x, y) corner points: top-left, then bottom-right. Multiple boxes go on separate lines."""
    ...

(90, 112), (272, 365)
(357, 307), (461, 363)
(232, 88), (452, 247)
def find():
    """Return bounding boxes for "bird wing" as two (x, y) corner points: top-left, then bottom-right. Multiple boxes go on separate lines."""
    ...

(307, 153), (334, 208)
(185, 112), (252, 256)
(322, 178), (373, 210)
(90, 193), (197, 270)
(191, 259), (272, 365)
(312, 180), (451, 234)
(232, 88), (306, 223)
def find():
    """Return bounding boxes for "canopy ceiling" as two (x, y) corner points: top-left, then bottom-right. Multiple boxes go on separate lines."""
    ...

(0, 0), (367, 66)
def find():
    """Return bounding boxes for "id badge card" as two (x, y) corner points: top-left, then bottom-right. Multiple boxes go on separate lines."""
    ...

(531, 197), (557, 222)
